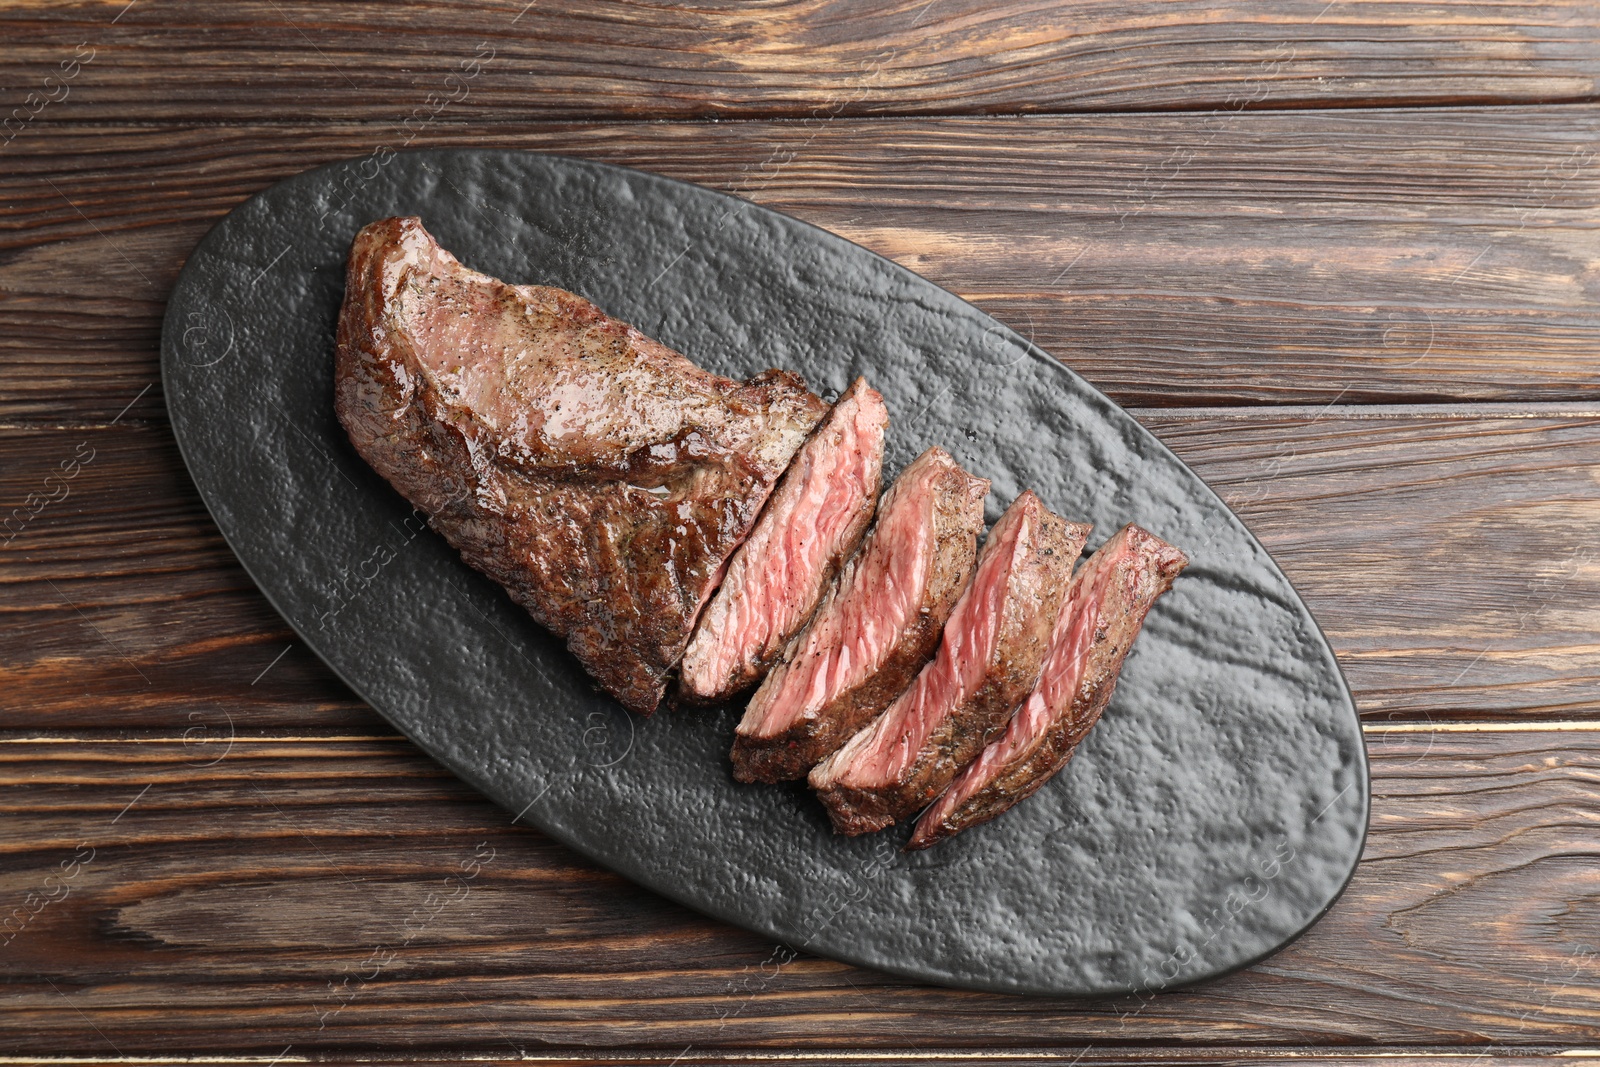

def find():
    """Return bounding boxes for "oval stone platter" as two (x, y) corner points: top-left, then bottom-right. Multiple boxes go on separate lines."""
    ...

(160, 148), (1368, 997)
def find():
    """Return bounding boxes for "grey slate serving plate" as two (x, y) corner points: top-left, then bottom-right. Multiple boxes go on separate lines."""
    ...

(160, 148), (1368, 997)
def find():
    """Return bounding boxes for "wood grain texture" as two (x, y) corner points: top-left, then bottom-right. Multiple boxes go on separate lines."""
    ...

(4, 728), (1600, 1052)
(4, 410), (1597, 733)
(0, 1058), (1580, 1067)
(0, 424), (380, 734)
(0, 1058), (1586, 1067)
(1, 0), (1597, 123)
(2, 110), (1598, 427)
(4, 0), (1597, 1058)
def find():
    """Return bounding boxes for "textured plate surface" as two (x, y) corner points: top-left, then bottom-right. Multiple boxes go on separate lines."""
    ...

(160, 149), (1369, 997)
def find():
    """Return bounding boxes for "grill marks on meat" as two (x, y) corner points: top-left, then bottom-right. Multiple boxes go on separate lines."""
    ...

(809, 492), (1089, 834)
(334, 217), (826, 714)
(908, 524), (1187, 849)
(731, 448), (989, 783)
(680, 378), (889, 704)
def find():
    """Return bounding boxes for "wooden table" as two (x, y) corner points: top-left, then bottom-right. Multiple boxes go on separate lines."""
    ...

(4, 2), (1598, 1062)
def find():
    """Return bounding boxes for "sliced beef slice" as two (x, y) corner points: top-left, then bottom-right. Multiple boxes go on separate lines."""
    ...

(731, 447), (989, 783)
(908, 523), (1187, 849)
(334, 216), (826, 714)
(810, 491), (1089, 834)
(680, 377), (889, 703)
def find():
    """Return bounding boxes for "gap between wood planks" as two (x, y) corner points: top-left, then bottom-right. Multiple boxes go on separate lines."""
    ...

(4, 720), (1600, 745)
(4, 1047), (1600, 1064)
(13, 90), (1600, 128)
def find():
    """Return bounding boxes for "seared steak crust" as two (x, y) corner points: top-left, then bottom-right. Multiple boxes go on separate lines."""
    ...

(908, 524), (1186, 849)
(334, 217), (825, 713)
(680, 377), (888, 703)
(731, 447), (989, 783)
(810, 492), (1089, 834)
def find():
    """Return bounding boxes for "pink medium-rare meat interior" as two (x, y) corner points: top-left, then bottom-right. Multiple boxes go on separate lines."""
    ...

(739, 454), (941, 739)
(835, 530), (1016, 785)
(680, 377), (889, 703)
(824, 492), (1035, 785)
(732, 447), (989, 776)
(909, 523), (1187, 847)
(811, 492), (1089, 832)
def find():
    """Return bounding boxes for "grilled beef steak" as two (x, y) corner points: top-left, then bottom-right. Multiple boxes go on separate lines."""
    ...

(731, 447), (989, 783)
(909, 523), (1186, 849)
(334, 217), (826, 714)
(680, 377), (889, 704)
(810, 492), (1089, 834)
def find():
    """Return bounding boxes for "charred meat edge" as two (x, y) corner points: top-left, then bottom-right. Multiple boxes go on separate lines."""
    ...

(908, 523), (1187, 849)
(810, 492), (1089, 834)
(334, 216), (825, 714)
(731, 447), (989, 783)
(680, 377), (889, 704)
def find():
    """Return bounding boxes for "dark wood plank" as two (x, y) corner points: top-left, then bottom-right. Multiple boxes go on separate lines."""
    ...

(2, 0), (1597, 124)
(0, 1054), (1585, 1067)
(3, 3), (1590, 1060)
(0, 424), (379, 734)
(4, 410), (1598, 732)
(1148, 407), (1600, 721)
(4, 112), (1598, 426)
(30, 1057), (1584, 1067)
(4, 727), (1600, 1051)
